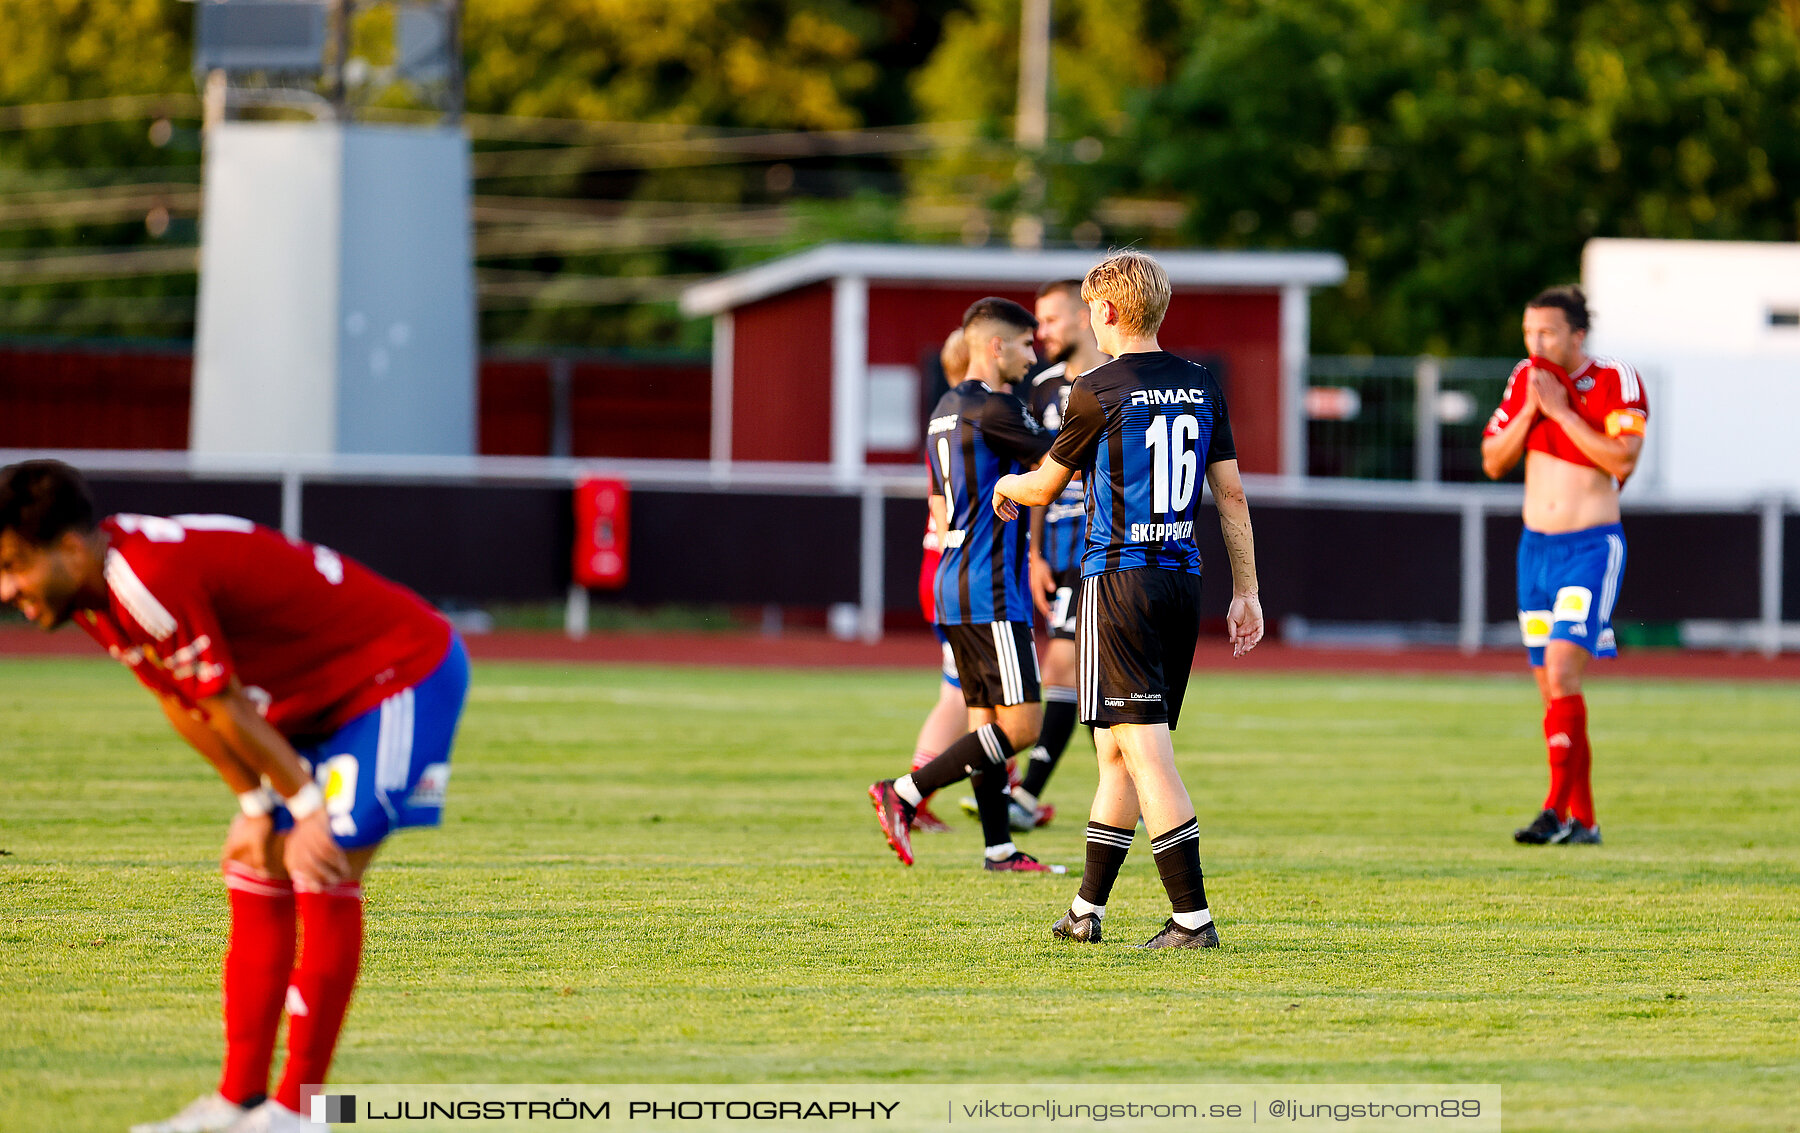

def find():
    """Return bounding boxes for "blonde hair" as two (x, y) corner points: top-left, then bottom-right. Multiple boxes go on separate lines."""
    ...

(940, 326), (969, 383)
(1081, 251), (1171, 337)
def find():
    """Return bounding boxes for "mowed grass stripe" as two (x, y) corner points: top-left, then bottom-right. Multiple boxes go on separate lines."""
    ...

(1, 657), (1796, 1131)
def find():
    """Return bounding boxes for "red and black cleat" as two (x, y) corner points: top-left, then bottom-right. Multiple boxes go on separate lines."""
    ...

(868, 780), (915, 865)
(982, 851), (1062, 873)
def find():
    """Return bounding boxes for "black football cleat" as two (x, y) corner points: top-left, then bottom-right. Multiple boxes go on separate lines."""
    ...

(1051, 908), (1101, 942)
(1138, 917), (1220, 950)
(1513, 808), (1565, 844)
(1554, 820), (1603, 845)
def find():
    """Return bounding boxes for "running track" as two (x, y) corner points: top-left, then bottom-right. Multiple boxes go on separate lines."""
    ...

(3, 627), (1795, 681)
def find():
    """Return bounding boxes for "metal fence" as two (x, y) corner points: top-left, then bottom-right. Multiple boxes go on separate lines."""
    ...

(1305, 356), (1516, 482)
(4, 449), (1791, 657)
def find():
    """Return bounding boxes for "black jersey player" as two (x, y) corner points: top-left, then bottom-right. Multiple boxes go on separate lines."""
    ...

(993, 252), (1266, 948)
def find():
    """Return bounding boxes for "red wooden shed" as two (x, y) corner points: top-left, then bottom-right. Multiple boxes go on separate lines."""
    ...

(680, 243), (1345, 479)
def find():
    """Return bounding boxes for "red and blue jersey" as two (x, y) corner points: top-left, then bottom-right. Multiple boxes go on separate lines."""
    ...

(928, 380), (1053, 625)
(75, 514), (452, 739)
(1048, 352), (1237, 578)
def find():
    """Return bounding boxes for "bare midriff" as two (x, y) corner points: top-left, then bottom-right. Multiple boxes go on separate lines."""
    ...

(1522, 450), (1620, 533)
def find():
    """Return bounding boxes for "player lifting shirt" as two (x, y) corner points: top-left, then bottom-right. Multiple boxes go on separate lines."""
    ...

(869, 297), (1061, 873)
(0, 460), (469, 1133)
(1482, 285), (1647, 846)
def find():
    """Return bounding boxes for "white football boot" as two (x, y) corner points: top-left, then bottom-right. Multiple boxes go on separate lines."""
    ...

(128, 1093), (247, 1133)
(226, 1101), (316, 1133)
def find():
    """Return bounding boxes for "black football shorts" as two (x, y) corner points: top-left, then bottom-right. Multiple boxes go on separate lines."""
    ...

(1046, 563), (1082, 642)
(1076, 567), (1202, 728)
(942, 621), (1041, 709)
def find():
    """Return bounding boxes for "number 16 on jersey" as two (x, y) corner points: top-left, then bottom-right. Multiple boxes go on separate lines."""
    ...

(1145, 412), (1201, 514)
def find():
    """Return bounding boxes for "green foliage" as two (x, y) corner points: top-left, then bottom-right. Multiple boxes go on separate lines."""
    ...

(463, 0), (878, 129)
(907, 0), (1180, 228)
(0, 1), (201, 339)
(1117, 0), (1800, 353)
(3, 659), (1800, 1131)
(6, 0), (1800, 354)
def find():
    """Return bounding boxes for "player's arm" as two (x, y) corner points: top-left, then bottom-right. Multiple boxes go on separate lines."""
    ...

(929, 493), (950, 543)
(1027, 504), (1054, 617)
(159, 694), (292, 875)
(998, 381), (1096, 520)
(1480, 368), (1540, 479)
(195, 682), (350, 889)
(1207, 459), (1265, 658)
(158, 694), (262, 795)
(994, 457), (1075, 519)
(1529, 370), (1644, 481)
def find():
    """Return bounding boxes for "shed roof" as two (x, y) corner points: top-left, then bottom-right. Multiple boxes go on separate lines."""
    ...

(679, 242), (1348, 318)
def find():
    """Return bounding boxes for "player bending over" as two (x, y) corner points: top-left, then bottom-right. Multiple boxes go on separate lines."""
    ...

(869, 298), (1061, 873)
(1482, 286), (1646, 846)
(993, 251), (1265, 949)
(0, 461), (469, 1133)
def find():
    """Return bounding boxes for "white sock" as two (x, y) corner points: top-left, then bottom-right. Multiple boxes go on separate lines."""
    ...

(1070, 895), (1103, 918)
(893, 776), (923, 806)
(1011, 788), (1039, 811)
(984, 841), (1017, 861)
(1171, 908), (1213, 931)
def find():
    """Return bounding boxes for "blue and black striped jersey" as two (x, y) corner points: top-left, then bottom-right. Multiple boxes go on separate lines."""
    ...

(1047, 352), (1237, 578)
(1027, 362), (1088, 575)
(928, 380), (1054, 625)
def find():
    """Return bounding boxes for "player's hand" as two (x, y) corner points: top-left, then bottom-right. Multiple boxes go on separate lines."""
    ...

(283, 810), (350, 892)
(222, 812), (279, 875)
(1528, 367), (1570, 421)
(992, 479), (1020, 522)
(1227, 592), (1264, 658)
(1029, 555), (1056, 619)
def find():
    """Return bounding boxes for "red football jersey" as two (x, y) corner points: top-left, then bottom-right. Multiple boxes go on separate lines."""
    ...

(75, 514), (452, 738)
(1484, 355), (1649, 477)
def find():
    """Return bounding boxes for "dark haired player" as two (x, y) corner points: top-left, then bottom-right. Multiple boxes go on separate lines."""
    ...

(0, 460), (468, 1133)
(1482, 285), (1647, 846)
(906, 327), (977, 834)
(869, 297), (1062, 873)
(962, 278), (1108, 830)
(994, 251), (1265, 948)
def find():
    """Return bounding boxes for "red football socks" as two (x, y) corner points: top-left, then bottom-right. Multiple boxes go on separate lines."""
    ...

(1542, 694), (1593, 825)
(273, 883), (365, 1113)
(219, 863), (297, 1106)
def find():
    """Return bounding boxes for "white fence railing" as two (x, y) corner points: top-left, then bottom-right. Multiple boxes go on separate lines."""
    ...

(3, 449), (1789, 656)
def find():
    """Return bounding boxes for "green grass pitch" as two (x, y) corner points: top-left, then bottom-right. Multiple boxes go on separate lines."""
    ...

(2, 657), (1797, 1131)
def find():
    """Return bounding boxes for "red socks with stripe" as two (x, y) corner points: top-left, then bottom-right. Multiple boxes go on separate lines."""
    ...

(1542, 694), (1594, 827)
(220, 863), (296, 1105)
(274, 883), (365, 1113)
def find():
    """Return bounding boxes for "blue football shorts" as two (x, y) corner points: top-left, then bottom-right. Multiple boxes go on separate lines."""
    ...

(1516, 523), (1626, 667)
(275, 633), (470, 849)
(932, 623), (962, 689)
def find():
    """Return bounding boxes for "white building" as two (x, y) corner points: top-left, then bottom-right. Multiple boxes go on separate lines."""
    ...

(1582, 238), (1800, 498)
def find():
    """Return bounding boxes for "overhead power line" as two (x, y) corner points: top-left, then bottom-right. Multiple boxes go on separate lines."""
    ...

(0, 94), (202, 132)
(0, 246), (199, 283)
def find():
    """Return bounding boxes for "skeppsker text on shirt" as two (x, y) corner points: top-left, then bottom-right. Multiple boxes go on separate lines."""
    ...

(308, 1083), (1500, 1131)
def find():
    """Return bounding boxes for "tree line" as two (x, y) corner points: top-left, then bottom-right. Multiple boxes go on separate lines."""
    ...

(3, 0), (1796, 354)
